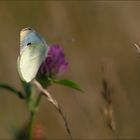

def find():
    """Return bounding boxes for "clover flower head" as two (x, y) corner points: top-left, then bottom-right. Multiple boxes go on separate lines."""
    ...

(38, 44), (68, 77)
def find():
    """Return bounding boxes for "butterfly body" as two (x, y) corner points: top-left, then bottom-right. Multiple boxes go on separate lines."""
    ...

(18, 27), (48, 82)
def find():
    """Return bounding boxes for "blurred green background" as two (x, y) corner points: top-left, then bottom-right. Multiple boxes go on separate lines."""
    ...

(0, 1), (140, 139)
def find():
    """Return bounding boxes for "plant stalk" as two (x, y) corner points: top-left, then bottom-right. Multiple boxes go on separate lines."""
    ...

(28, 92), (42, 140)
(32, 79), (73, 139)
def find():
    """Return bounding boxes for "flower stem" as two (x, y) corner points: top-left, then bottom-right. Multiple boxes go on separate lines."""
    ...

(28, 111), (34, 140)
(28, 92), (42, 140)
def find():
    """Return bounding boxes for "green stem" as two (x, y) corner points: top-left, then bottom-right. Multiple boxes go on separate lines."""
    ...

(28, 111), (34, 140)
(35, 93), (42, 108)
(28, 93), (42, 140)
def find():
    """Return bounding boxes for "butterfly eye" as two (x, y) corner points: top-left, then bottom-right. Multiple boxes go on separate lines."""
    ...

(27, 42), (31, 46)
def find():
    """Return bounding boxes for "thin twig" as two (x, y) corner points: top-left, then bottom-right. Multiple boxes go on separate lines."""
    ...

(32, 79), (73, 139)
(0, 84), (25, 99)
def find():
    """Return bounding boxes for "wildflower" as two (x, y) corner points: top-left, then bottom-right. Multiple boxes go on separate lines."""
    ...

(38, 44), (68, 78)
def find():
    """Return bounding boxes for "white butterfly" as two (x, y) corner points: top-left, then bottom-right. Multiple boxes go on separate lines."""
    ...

(17, 27), (48, 82)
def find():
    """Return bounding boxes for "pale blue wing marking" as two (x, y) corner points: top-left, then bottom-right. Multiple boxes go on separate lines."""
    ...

(20, 31), (47, 53)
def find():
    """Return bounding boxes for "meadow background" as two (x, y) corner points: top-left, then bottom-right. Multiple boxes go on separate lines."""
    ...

(0, 1), (140, 139)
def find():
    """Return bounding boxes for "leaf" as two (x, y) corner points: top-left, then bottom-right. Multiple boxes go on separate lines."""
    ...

(53, 79), (83, 92)
(0, 84), (25, 99)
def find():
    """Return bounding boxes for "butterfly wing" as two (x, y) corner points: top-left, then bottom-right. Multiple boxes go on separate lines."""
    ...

(18, 27), (48, 82)
(20, 28), (46, 53)
(18, 43), (47, 82)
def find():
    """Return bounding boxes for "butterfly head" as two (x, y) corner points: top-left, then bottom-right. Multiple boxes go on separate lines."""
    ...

(20, 27), (35, 39)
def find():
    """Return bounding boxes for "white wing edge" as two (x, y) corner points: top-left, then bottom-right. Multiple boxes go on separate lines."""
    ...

(17, 56), (25, 81)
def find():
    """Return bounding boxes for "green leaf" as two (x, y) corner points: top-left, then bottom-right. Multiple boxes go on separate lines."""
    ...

(53, 79), (83, 92)
(0, 84), (25, 99)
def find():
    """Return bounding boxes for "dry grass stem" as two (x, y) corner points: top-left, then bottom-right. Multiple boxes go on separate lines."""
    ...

(101, 78), (116, 132)
(32, 79), (72, 139)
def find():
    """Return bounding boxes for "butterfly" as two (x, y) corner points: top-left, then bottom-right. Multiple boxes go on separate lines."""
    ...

(17, 27), (48, 82)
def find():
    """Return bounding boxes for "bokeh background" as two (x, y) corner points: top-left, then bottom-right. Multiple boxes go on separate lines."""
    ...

(0, 1), (140, 139)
